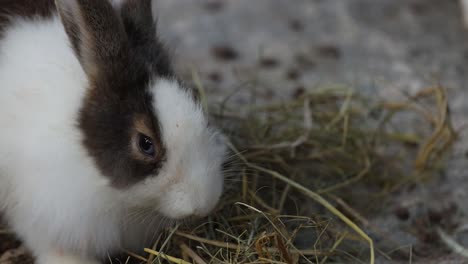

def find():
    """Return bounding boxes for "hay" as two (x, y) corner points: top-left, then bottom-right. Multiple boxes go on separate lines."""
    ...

(122, 85), (457, 264)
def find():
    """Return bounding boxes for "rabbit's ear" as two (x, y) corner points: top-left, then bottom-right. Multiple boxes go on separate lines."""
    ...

(55, 0), (128, 77)
(119, 0), (173, 77)
(120, 0), (155, 34)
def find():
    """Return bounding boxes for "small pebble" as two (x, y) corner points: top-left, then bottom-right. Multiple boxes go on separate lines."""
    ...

(292, 86), (305, 98)
(316, 45), (341, 59)
(289, 19), (304, 32)
(203, 1), (224, 12)
(394, 206), (410, 221)
(259, 57), (280, 69)
(207, 71), (223, 83)
(211, 45), (239, 61)
(409, 2), (428, 15)
(294, 53), (315, 69)
(286, 68), (301, 80)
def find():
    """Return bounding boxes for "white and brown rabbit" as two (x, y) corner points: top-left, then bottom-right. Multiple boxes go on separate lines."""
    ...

(0, 0), (226, 263)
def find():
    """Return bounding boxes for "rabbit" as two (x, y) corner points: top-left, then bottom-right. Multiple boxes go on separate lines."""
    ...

(0, 0), (227, 263)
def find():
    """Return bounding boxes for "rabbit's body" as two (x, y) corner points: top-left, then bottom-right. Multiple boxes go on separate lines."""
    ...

(0, 1), (226, 263)
(0, 14), (123, 255)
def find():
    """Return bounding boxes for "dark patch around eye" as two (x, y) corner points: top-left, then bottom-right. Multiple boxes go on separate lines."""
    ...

(76, 0), (175, 189)
(79, 88), (167, 189)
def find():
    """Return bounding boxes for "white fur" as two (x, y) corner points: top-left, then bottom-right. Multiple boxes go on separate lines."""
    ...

(0, 5), (225, 264)
(129, 79), (225, 219)
(0, 15), (123, 261)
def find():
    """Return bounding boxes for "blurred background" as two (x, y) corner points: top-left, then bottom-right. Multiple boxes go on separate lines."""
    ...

(156, 0), (467, 103)
(153, 0), (468, 263)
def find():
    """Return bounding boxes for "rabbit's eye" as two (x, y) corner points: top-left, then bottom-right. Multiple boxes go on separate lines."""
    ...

(138, 133), (155, 156)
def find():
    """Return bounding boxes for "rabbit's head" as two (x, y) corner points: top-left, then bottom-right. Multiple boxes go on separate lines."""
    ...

(56, 0), (226, 219)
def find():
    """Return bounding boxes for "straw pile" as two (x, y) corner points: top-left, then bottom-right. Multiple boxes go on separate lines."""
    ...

(120, 85), (456, 264)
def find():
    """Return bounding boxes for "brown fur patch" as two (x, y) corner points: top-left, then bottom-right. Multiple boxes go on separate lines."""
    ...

(134, 115), (155, 139)
(69, 0), (173, 188)
(79, 78), (167, 189)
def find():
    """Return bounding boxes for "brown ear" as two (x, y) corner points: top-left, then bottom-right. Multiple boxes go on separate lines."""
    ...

(121, 0), (154, 30)
(55, 0), (128, 76)
(120, 0), (157, 45)
(118, 0), (173, 76)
